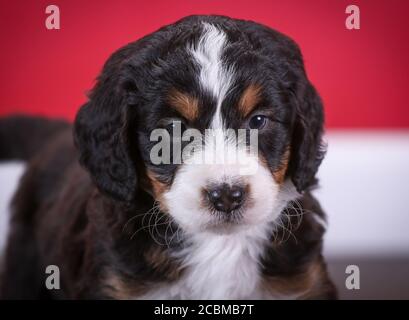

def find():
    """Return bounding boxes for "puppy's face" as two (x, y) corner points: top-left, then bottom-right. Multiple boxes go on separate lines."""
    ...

(74, 16), (324, 236)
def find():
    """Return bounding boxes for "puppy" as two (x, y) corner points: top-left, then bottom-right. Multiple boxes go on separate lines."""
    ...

(0, 15), (336, 299)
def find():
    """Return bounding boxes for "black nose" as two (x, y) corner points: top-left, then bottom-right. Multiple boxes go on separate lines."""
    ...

(206, 183), (246, 213)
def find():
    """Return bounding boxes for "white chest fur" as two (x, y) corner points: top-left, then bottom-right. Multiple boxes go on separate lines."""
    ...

(139, 226), (270, 300)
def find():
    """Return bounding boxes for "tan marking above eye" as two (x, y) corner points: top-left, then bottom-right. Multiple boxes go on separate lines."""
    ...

(167, 89), (199, 121)
(238, 84), (262, 118)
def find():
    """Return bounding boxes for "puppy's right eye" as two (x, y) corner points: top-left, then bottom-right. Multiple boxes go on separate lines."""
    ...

(248, 115), (268, 130)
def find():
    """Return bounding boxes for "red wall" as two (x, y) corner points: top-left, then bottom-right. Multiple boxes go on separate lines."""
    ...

(0, 0), (408, 128)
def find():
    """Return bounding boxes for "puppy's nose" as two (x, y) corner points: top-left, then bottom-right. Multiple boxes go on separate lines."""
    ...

(206, 183), (245, 213)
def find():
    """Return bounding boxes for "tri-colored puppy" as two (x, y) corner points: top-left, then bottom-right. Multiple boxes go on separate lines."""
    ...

(0, 15), (336, 299)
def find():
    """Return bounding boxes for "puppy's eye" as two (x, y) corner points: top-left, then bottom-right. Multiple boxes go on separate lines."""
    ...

(164, 119), (186, 134)
(248, 115), (267, 130)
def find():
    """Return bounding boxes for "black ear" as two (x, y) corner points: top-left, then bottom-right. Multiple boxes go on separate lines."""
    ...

(74, 57), (137, 202)
(289, 82), (326, 193)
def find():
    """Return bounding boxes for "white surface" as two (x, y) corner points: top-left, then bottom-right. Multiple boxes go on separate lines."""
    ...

(315, 130), (409, 257)
(0, 131), (408, 257)
(0, 162), (25, 255)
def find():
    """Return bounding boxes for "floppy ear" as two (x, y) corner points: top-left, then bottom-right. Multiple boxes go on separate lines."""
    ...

(288, 82), (326, 193)
(74, 57), (138, 202)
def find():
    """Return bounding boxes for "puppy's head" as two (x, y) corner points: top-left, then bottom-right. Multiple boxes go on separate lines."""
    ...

(74, 16), (325, 235)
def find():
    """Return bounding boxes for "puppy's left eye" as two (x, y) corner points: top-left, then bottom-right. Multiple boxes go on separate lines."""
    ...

(248, 115), (267, 130)
(163, 119), (186, 134)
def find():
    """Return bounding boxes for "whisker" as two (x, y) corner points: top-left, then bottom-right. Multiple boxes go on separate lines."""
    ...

(130, 220), (169, 240)
(122, 201), (160, 232)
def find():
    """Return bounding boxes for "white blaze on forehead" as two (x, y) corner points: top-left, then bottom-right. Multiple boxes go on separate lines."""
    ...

(189, 22), (235, 129)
